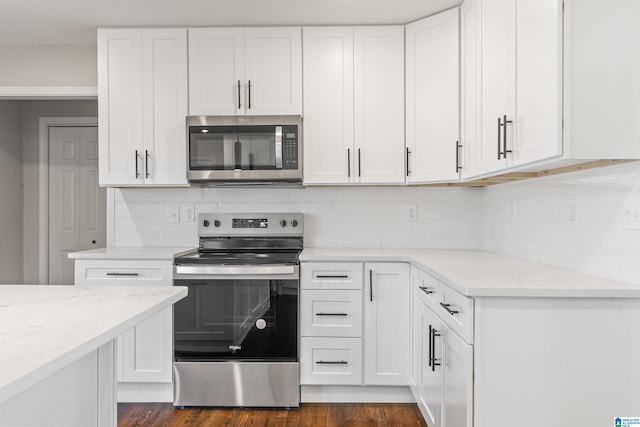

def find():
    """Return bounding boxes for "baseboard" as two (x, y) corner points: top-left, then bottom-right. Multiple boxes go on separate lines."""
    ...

(117, 382), (173, 403)
(301, 385), (415, 403)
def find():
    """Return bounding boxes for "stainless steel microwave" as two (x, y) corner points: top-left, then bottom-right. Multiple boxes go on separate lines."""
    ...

(186, 115), (302, 185)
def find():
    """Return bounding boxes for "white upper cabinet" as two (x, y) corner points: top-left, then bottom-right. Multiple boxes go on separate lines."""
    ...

(465, 0), (639, 179)
(354, 27), (406, 184)
(469, 0), (563, 177)
(473, 0), (563, 176)
(188, 27), (302, 116)
(98, 28), (188, 187)
(302, 27), (354, 184)
(406, 9), (461, 183)
(303, 26), (405, 185)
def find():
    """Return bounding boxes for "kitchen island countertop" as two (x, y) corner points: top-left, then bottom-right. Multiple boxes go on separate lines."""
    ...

(0, 284), (187, 405)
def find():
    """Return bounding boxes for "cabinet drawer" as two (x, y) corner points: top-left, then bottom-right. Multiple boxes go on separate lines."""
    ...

(437, 281), (474, 344)
(300, 290), (363, 337)
(415, 270), (443, 309)
(300, 337), (362, 385)
(301, 262), (363, 290)
(74, 260), (173, 286)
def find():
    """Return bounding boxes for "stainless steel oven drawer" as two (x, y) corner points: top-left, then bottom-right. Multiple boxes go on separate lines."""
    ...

(173, 361), (299, 408)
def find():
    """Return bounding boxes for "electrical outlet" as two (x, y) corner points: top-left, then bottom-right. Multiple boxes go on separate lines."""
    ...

(181, 205), (195, 223)
(624, 199), (640, 230)
(407, 205), (417, 221)
(568, 200), (577, 223)
(169, 205), (180, 224)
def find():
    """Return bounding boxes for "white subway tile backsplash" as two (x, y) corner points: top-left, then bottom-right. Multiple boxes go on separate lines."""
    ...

(114, 186), (482, 250)
(481, 161), (640, 285)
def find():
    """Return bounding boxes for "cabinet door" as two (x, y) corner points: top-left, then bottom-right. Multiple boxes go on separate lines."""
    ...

(410, 267), (423, 396)
(142, 29), (188, 185)
(363, 263), (410, 385)
(188, 28), (245, 115)
(302, 27), (354, 184)
(420, 301), (443, 427)
(406, 10), (461, 183)
(477, 0), (516, 175)
(354, 26), (405, 184)
(442, 325), (473, 427)
(122, 307), (173, 383)
(244, 27), (302, 115)
(460, 0), (480, 179)
(512, 0), (563, 165)
(98, 29), (144, 186)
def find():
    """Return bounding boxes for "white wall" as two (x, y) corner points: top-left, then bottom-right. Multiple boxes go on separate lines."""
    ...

(481, 161), (640, 285)
(0, 101), (23, 283)
(21, 100), (98, 284)
(0, 45), (97, 87)
(113, 186), (483, 249)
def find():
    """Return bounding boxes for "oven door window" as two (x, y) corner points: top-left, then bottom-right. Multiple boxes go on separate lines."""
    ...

(174, 278), (297, 361)
(189, 125), (277, 171)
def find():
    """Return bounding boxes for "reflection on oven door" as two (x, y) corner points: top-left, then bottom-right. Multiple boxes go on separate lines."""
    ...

(173, 279), (298, 360)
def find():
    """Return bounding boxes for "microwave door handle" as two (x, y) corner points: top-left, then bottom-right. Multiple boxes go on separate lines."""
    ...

(275, 126), (283, 169)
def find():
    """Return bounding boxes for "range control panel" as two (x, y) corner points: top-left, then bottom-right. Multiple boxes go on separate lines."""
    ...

(198, 212), (303, 237)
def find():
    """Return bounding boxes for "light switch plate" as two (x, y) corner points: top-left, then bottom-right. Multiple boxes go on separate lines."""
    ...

(170, 205), (180, 224)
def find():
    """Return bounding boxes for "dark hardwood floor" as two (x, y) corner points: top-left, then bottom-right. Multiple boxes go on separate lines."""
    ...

(118, 403), (428, 427)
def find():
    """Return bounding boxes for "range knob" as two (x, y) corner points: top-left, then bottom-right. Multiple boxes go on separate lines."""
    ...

(280, 219), (288, 227)
(214, 220), (221, 227)
(291, 219), (298, 227)
(203, 219), (210, 227)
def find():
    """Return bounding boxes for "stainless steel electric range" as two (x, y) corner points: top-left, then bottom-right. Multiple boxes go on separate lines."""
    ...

(172, 212), (303, 408)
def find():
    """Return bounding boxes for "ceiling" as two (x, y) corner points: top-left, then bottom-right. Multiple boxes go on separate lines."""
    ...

(0, 0), (460, 46)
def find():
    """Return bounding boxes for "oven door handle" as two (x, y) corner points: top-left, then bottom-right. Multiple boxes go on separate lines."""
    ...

(174, 265), (296, 276)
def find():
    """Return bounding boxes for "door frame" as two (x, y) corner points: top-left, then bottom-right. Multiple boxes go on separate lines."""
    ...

(38, 117), (102, 285)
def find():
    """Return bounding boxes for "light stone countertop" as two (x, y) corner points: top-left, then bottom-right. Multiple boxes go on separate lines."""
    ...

(0, 284), (187, 404)
(68, 246), (196, 260)
(300, 248), (640, 298)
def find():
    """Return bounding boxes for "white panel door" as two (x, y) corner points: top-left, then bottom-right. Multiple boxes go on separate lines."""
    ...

(244, 27), (302, 115)
(406, 10), (461, 183)
(512, 0), (563, 165)
(142, 29), (188, 185)
(302, 27), (354, 184)
(188, 28), (245, 115)
(363, 263), (410, 385)
(49, 126), (105, 285)
(354, 26), (405, 184)
(477, 0), (516, 175)
(97, 29), (144, 185)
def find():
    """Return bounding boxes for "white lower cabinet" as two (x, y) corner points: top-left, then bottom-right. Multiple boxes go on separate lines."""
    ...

(300, 262), (410, 388)
(412, 268), (473, 427)
(74, 259), (174, 386)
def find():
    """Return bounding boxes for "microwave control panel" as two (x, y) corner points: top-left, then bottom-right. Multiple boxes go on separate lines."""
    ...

(282, 126), (298, 170)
